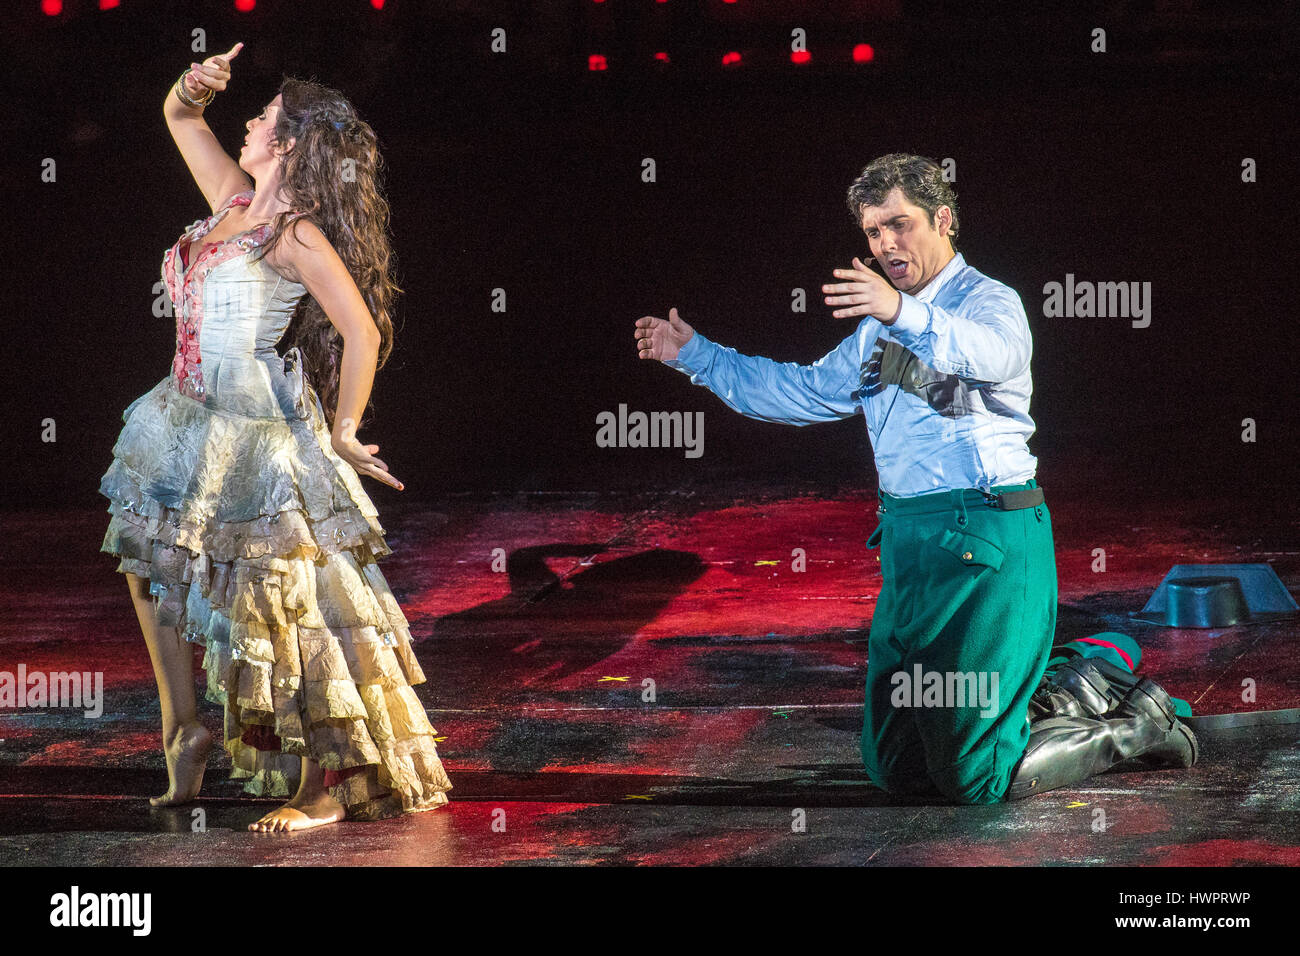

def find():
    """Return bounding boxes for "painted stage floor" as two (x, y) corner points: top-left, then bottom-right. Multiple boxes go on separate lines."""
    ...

(2, 474), (1298, 866)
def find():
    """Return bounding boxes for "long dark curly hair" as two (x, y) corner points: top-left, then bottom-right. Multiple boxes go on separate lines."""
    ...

(251, 76), (399, 432)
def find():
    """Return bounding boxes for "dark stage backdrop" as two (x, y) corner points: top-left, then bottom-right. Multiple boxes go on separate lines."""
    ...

(3, 1), (1296, 512)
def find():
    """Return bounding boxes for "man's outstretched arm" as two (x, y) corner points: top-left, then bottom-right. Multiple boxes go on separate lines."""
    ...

(634, 307), (867, 425)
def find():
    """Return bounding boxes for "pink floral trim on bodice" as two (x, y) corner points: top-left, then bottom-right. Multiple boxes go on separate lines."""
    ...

(163, 191), (273, 401)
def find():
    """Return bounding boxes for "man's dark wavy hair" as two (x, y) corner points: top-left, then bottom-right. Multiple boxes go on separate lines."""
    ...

(845, 153), (959, 249)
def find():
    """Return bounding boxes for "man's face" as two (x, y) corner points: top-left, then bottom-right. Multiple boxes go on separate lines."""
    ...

(859, 186), (953, 294)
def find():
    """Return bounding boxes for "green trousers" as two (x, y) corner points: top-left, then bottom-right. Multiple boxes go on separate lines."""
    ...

(860, 479), (1057, 805)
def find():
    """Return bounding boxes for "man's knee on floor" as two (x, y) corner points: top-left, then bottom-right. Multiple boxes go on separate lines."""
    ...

(862, 742), (938, 796)
(864, 758), (1003, 803)
(863, 762), (941, 798)
(927, 761), (1010, 806)
(863, 716), (1023, 804)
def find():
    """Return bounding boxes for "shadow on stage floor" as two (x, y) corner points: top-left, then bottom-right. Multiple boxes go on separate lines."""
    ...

(2, 474), (1298, 865)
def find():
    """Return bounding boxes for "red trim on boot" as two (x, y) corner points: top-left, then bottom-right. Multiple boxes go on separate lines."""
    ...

(1076, 635), (1135, 670)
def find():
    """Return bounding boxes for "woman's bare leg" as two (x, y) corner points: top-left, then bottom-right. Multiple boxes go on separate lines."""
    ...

(248, 756), (345, 832)
(125, 571), (212, 806)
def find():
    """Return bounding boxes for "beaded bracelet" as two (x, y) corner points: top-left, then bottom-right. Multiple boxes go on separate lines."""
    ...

(173, 70), (215, 109)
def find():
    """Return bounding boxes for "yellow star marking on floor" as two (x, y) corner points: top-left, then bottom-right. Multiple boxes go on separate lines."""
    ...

(1066, 801), (1088, 808)
(598, 676), (630, 682)
(755, 560), (780, 566)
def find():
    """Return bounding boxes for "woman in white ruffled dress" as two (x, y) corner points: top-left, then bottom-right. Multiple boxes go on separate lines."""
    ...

(99, 43), (451, 831)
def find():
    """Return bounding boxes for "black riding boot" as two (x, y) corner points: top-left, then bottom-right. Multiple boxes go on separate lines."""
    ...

(1052, 654), (1143, 709)
(1007, 678), (1198, 800)
(1027, 658), (1118, 722)
(1027, 676), (1089, 722)
(1111, 676), (1200, 770)
(1049, 659), (1119, 716)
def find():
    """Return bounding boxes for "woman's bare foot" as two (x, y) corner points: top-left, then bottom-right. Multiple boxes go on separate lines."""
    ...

(248, 790), (345, 833)
(150, 722), (213, 807)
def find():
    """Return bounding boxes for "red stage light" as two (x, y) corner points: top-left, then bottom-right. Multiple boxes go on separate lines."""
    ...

(371, 0), (385, 9)
(722, 51), (741, 66)
(41, 0), (62, 15)
(235, 0), (255, 11)
(588, 54), (608, 71)
(791, 50), (810, 65)
(654, 52), (671, 63)
(99, 0), (121, 9)
(853, 43), (876, 63)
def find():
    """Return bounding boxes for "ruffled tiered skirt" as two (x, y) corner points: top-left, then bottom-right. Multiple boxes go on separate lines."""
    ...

(99, 375), (451, 819)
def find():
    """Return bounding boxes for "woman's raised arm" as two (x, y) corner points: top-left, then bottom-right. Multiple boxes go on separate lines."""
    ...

(163, 42), (252, 214)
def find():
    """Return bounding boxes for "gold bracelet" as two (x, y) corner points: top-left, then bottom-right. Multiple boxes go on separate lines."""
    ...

(173, 79), (205, 108)
(175, 72), (214, 108)
(173, 70), (215, 109)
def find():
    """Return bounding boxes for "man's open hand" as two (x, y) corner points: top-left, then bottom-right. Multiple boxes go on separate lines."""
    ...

(635, 307), (695, 362)
(823, 257), (903, 324)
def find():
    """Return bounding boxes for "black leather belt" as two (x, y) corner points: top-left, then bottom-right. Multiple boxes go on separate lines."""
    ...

(980, 487), (1045, 510)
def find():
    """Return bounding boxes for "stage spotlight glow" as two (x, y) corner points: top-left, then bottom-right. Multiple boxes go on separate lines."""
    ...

(588, 54), (608, 71)
(235, 0), (256, 11)
(853, 43), (875, 63)
(791, 50), (810, 65)
(722, 51), (741, 66)
(99, 0), (121, 9)
(654, 52), (671, 63)
(41, 0), (62, 15)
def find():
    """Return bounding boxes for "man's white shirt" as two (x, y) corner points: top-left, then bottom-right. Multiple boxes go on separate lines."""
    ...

(663, 252), (1038, 498)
